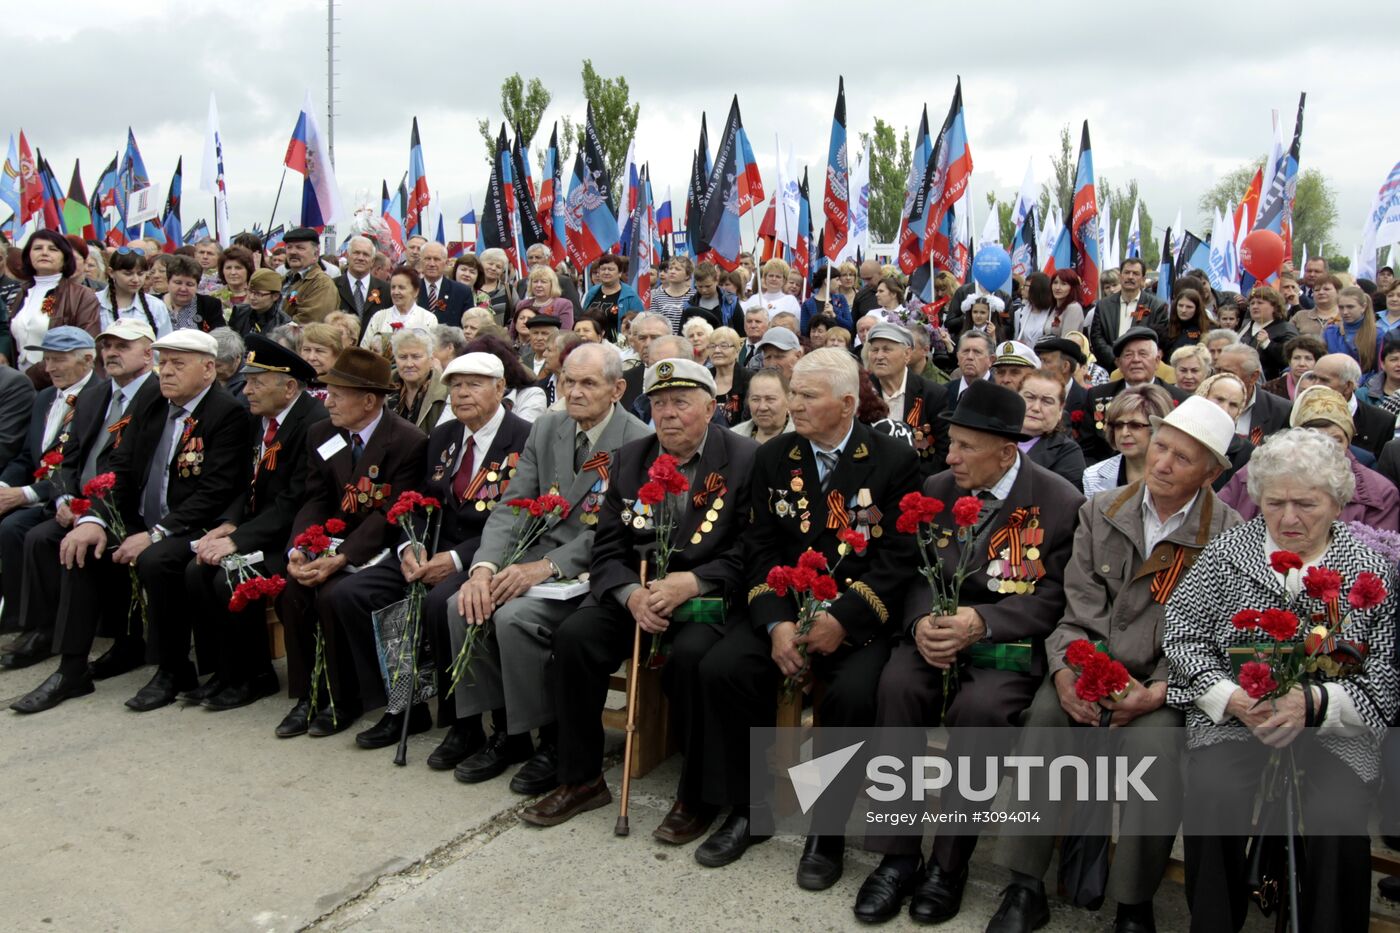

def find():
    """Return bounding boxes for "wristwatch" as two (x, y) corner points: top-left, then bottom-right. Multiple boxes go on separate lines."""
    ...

(149, 528), (166, 544)
(545, 558), (562, 580)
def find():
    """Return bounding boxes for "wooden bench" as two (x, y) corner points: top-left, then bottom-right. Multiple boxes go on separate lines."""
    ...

(266, 606), (285, 660)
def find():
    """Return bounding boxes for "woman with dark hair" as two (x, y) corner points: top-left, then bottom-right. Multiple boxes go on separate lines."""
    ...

(1017, 270), (1084, 345)
(218, 244), (258, 308)
(453, 253), (483, 289)
(2, 230), (100, 382)
(1240, 285), (1298, 380)
(800, 268), (853, 334)
(1165, 286), (1211, 355)
(362, 264), (435, 353)
(463, 333), (547, 421)
(98, 247), (172, 336)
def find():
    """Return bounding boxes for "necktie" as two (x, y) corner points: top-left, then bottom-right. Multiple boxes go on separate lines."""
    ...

(141, 405), (186, 527)
(350, 432), (364, 467)
(428, 282), (438, 310)
(452, 437), (477, 502)
(817, 450), (839, 491)
(262, 418), (278, 449)
(82, 389), (125, 484)
(574, 432), (590, 473)
(353, 279), (365, 313)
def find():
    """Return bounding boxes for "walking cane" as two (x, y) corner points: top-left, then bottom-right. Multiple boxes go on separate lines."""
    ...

(395, 511), (443, 766)
(615, 559), (648, 836)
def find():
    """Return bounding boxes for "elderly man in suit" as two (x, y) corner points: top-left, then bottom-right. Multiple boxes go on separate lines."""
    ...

(865, 322), (948, 475)
(280, 227), (340, 324)
(1, 321), (160, 673)
(693, 348), (920, 882)
(1088, 258), (1168, 370)
(1214, 342), (1293, 447)
(0, 328), (102, 638)
(11, 329), (251, 713)
(418, 242), (474, 328)
(1078, 327), (1191, 463)
(336, 235), (392, 327)
(989, 397), (1241, 933)
(183, 335), (328, 710)
(854, 380), (1084, 925)
(521, 359), (757, 840)
(0, 363), (36, 466)
(324, 352), (532, 751)
(445, 342), (651, 788)
(273, 348), (428, 738)
(1300, 353), (1398, 460)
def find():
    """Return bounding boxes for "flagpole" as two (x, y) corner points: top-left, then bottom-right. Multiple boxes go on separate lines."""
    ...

(212, 197), (219, 242)
(267, 165), (289, 238)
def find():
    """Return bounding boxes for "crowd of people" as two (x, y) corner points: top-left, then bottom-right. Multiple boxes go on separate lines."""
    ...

(2, 225), (1400, 932)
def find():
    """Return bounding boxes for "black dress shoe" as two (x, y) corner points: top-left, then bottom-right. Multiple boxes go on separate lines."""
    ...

(275, 699), (313, 738)
(986, 884), (1050, 933)
(427, 723), (485, 771)
(0, 630), (54, 669)
(89, 640), (145, 679)
(308, 702), (361, 737)
(1113, 903), (1156, 933)
(10, 670), (95, 714)
(180, 675), (228, 703)
(854, 859), (924, 924)
(453, 731), (533, 784)
(508, 742), (558, 795)
(695, 811), (770, 868)
(796, 834), (845, 891)
(908, 863), (968, 924)
(125, 669), (195, 712)
(203, 672), (280, 711)
(1380, 876), (1400, 902)
(355, 704), (432, 749)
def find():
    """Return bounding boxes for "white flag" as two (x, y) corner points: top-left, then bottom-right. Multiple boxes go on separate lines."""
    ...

(838, 143), (869, 263)
(978, 195), (1002, 247)
(775, 137), (801, 251)
(1009, 157), (1037, 231)
(1126, 199), (1141, 259)
(1358, 161), (1400, 282)
(1100, 196), (1114, 270)
(199, 92), (231, 246)
(1169, 208), (1183, 262)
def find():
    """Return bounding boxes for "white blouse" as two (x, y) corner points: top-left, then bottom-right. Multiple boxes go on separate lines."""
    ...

(11, 274), (64, 370)
(505, 386), (547, 422)
(97, 288), (173, 337)
(362, 305), (437, 353)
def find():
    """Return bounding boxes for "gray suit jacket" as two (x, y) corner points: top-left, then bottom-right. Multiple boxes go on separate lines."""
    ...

(0, 365), (36, 467)
(469, 403), (651, 577)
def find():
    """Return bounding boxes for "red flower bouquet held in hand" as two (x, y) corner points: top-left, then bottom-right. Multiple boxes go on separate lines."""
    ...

(1062, 639), (1132, 704)
(772, 530), (867, 698)
(635, 454), (691, 665)
(80, 472), (150, 637)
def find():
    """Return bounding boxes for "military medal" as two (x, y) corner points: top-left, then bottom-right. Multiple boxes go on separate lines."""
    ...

(705, 509), (719, 522)
(791, 476), (804, 493)
(690, 532), (703, 544)
(369, 465), (380, 479)
(984, 507), (1044, 595)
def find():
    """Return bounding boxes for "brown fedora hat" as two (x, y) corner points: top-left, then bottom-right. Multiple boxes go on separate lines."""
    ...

(320, 347), (395, 392)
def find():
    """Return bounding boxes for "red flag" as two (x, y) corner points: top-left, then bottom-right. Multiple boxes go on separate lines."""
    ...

(18, 132), (43, 223)
(1234, 167), (1262, 240)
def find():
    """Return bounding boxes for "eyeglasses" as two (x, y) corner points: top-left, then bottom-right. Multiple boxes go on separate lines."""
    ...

(115, 246), (146, 256)
(1108, 420), (1151, 433)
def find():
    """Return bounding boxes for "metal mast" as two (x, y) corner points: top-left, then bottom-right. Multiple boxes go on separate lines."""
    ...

(324, 0), (338, 249)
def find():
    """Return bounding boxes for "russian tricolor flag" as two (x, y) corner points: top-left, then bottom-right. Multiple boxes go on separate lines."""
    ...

(284, 91), (343, 230)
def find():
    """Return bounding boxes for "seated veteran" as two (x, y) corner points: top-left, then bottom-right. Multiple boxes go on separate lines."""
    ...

(991, 396), (1241, 933)
(273, 348), (428, 738)
(445, 343), (650, 787)
(1164, 428), (1400, 933)
(521, 358), (757, 841)
(863, 322), (947, 475)
(693, 348), (919, 885)
(855, 379), (1084, 925)
(327, 352), (532, 751)
(11, 330), (251, 714)
(1077, 327), (1190, 464)
(184, 335), (328, 710)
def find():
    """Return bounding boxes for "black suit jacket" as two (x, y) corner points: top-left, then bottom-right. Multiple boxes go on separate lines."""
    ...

(1088, 292), (1168, 370)
(746, 422), (920, 646)
(107, 381), (252, 537)
(220, 392), (329, 569)
(418, 277), (474, 328)
(1243, 384), (1292, 445)
(871, 370), (947, 478)
(1354, 400), (1398, 461)
(589, 424), (758, 607)
(337, 273), (392, 325)
(1026, 431), (1087, 491)
(1076, 378), (1191, 464)
(916, 455), (1085, 676)
(1239, 319), (1298, 381)
(292, 410), (429, 566)
(190, 294), (227, 333)
(0, 365), (35, 466)
(59, 373), (163, 495)
(416, 410), (533, 568)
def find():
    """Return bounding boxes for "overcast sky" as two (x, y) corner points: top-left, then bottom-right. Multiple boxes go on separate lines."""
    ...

(11, 0), (1395, 255)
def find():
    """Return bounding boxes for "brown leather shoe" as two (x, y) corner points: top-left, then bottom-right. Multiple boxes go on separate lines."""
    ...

(652, 800), (718, 845)
(519, 776), (612, 827)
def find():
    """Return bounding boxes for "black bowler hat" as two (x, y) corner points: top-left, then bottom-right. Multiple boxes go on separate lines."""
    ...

(1034, 336), (1085, 367)
(283, 226), (320, 244)
(938, 379), (1030, 441)
(525, 315), (562, 329)
(239, 333), (318, 384)
(1112, 325), (1160, 358)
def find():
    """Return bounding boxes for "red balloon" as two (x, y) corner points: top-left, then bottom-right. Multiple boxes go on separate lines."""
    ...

(1239, 230), (1286, 279)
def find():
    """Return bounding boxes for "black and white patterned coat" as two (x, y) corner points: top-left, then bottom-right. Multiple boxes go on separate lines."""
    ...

(1164, 517), (1400, 782)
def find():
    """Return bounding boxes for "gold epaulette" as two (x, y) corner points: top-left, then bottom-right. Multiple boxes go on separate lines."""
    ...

(748, 584), (774, 604)
(849, 581), (888, 624)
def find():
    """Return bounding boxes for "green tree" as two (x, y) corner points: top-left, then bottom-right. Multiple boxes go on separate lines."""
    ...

(1036, 124), (1074, 223)
(476, 74), (555, 167)
(985, 191), (1014, 247)
(578, 59), (639, 207)
(1098, 177), (1158, 267)
(1197, 160), (1339, 264)
(859, 118), (911, 243)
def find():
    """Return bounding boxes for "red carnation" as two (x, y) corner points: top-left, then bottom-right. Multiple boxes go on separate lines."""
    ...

(1303, 566), (1343, 604)
(325, 518), (346, 534)
(899, 492), (944, 524)
(1231, 609), (1264, 630)
(1347, 571), (1388, 611)
(637, 481), (667, 506)
(789, 566), (818, 593)
(797, 549), (828, 573)
(647, 453), (690, 495)
(1258, 608), (1300, 642)
(837, 529), (868, 554)
(766, 566), (792, 597)
(1239, 661), (1278, 700)
(1268, 550), (1304, 575)
(1069, 410), (1084, 424)
(390, 322), (404, 331)
(895, 512), (922, 535)
(951, 496), (983, 528)
(810, 575), (839, 602)
(83, 472), (117, 498)
(1064, 639), (1098, 669)
(69, 497), (91, 517)
(507, 498), (533, 510)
